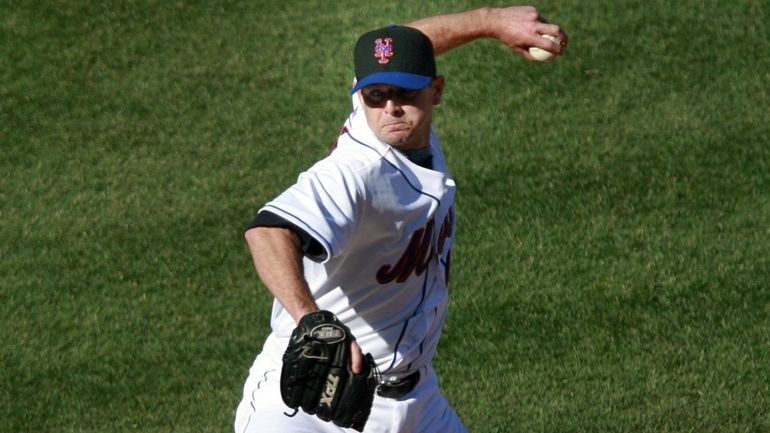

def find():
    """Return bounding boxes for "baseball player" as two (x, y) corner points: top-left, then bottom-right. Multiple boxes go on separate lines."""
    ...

(235, 6), (567, 433)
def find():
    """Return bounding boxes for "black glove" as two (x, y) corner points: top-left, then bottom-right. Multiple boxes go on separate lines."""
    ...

(280, 310), (378, 431)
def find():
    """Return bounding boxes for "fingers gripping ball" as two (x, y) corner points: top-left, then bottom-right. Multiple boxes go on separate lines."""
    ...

(280, 311), (378, 432)
(529, 34), (561, 62)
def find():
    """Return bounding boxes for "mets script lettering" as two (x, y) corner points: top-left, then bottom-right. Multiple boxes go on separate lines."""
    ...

(376, 210), (454, 284)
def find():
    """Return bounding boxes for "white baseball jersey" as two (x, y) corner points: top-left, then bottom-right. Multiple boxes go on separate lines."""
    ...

(259, 93), (456, 379)
(235, 94), (467, 433)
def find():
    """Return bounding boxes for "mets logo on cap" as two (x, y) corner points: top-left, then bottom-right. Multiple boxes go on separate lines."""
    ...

(374, 38), (394, 64)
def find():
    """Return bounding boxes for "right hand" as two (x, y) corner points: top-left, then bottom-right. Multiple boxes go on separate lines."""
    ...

(489, 6), (568, 60)
(280, 310), (377, 431)
(350, 339), (364, 374)
(292, 308), (366, 375)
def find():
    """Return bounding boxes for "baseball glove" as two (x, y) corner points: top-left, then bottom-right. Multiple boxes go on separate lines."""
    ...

(280, 310), (378, 431)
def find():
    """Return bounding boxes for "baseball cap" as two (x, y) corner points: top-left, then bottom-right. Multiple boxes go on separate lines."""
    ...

(351, 25), (436, 95)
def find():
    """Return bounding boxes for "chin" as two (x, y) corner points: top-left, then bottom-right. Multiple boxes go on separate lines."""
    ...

(381, 134), (411, 147)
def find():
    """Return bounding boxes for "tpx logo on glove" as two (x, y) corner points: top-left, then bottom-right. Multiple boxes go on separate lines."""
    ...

(311, 324), (346, 343)
(319, 373), (341, 407)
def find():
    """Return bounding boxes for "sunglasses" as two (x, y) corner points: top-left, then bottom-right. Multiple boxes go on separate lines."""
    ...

(361, 86), (424, 106)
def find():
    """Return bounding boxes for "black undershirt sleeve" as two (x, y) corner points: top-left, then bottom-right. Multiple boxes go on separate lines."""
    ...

(246, 211), (328, 262)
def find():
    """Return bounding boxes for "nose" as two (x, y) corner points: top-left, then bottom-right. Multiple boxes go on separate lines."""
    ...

(384, 98), (403, 116)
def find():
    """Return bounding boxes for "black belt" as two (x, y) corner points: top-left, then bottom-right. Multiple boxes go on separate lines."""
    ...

(376, 370), (421, 399)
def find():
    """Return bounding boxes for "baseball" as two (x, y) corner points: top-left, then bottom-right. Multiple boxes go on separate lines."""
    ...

(528, 34), (560, 62)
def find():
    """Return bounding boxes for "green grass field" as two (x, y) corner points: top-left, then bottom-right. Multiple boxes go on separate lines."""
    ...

(2, 1), (769, 432)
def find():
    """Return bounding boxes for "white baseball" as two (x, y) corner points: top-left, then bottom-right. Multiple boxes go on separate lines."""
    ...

(528, 34), (560, 62)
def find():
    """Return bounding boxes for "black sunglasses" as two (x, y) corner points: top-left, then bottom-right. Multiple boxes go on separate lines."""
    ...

(360, 86), (425, 107)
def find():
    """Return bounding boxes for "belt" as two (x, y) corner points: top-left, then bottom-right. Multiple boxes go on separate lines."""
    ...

(376, 370), (421, 399)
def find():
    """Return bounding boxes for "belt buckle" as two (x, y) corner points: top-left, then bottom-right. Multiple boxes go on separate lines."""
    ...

(376, 370), (420, 399)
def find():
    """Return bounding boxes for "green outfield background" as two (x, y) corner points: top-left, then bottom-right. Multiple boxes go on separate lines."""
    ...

(2, 1), (769, 432)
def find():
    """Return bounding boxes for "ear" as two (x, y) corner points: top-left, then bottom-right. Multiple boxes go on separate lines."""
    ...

(432, 76), (445, 105)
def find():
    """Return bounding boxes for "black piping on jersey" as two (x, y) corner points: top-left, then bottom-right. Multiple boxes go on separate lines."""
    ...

(260, 203), (335, 260)
(344, 128), (444, 206)
(441, 249), (452, 285)
(241, 368), (277, 433)
(345, 127), (451, 376)
(383, 262), (431, 374)
(345, 127), (446, 373)
(405, 309), (435, 374)
(407, 306), (435, 373)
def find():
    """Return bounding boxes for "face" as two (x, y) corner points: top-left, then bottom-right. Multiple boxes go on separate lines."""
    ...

(358, 77), (444, 151)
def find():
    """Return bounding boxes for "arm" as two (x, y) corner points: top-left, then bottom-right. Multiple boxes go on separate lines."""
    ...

(244, 226), (318, 323)
(406, 6), (567, 60)
(244, 225), (364, 373)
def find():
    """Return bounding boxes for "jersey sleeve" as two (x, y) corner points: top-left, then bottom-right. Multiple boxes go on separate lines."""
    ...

(246, 210), (327, 262)
(259, 158), (364, 264)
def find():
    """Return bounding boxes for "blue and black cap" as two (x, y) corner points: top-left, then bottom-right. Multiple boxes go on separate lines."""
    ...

(351, 25), (436, 94)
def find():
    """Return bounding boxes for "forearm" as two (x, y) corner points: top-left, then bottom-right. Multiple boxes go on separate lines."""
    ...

(406, 7), (494, 56)
(244, 226), (318, 324)
(407, 6), (567, 59)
